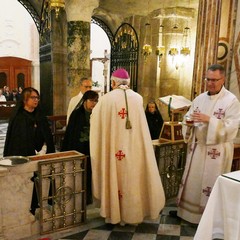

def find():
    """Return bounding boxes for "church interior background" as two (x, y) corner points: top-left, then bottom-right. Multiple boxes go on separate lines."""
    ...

(1, 0), (240, 119)
(1, 0), (240, 239)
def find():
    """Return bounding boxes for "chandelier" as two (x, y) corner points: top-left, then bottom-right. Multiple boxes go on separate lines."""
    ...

(155, 23), (165, 63)
(168, 24), (179, 57)
(143, 44), (152, 58)
(180, 26), (191, 56)
(142, 0), (153, 62)
(142, 22), (152, 61)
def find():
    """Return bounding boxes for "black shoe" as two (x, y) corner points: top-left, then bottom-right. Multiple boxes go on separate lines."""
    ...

(169, 210), (178, 217)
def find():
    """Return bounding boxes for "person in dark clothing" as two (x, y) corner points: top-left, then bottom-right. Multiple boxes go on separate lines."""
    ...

(145, 101), (164, 140)
(61, 90), (99, 205)
(4, 87), (55, 156)
(3, 87), (55, 215)
(8, 89), (20, 102)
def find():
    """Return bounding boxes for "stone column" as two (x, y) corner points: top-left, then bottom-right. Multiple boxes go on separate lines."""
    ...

(65, 0), (99, 104)
(192, 0), (222, 98)
(51, 10), (68, 115)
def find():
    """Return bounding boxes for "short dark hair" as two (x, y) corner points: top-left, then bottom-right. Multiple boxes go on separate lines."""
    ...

(80, 77), (92, 85)
(207, 64), (225, 76)
(21, 87), (39, 103)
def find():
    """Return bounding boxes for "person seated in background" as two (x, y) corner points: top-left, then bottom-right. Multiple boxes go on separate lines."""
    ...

(62, 90), (99, 205)
(17, 86), (23, 99)
(0, 88), (6, 102)
(8, 89), (20, 101)
(3, 86), (11, 101)
(145, 101), (164, 140)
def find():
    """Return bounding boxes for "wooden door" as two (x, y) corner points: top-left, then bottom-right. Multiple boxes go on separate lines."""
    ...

(0, 70), (9, 88)
(0, 57), (31, 91)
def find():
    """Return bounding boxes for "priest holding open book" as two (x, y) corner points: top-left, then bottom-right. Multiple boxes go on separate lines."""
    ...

(171, 64), (240, 224)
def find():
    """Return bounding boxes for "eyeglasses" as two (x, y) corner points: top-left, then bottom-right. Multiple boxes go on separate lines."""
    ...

(30, 96), (40, 100)
(88, 99), (98, 103)
(204, 77), (223, 83)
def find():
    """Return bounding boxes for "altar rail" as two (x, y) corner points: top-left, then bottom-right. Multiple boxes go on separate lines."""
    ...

(154, 140), (240, 200)
(153, 140), (187, 199)
(47, 115), (67, 151)
(0, 151), (86, 240)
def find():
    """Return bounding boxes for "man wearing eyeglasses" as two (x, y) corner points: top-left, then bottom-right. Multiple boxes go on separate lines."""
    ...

(66, 77), (92, 124)
(174, 64), (240, 224)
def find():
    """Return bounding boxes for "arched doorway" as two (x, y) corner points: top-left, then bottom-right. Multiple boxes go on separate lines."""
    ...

(91, 19), (139, 92)
(91, 17), (112, 94)
(111, 23), (139, 92)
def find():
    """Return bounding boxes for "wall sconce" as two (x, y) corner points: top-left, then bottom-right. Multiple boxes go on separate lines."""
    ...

(43, 0), (65, 20)
(169, 48), (179, 56)
(142, 44), (152, 61)
(156, 46), (165, 63)
(49, 0), (65, 19)
(40, 0), (65, 33)
(156, 46), (165, 56)
(180, 47), (190, 56)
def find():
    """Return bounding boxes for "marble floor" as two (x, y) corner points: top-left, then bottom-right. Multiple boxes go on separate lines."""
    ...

(56, 201), (198, 240)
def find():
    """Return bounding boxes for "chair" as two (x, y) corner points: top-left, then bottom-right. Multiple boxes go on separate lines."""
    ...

(47, 115), (67, 151)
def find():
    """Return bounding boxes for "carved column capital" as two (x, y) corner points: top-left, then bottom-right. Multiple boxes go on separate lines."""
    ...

(65, 0), (99, 22)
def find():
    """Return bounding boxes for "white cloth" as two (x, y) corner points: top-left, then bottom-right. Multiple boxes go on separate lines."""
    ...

(0, 95), (6, 101)
(90, 88), (165, 224)
(177, 86), (240, 224)
(194, 171), (240, 240)
(66, 91), (83, 124)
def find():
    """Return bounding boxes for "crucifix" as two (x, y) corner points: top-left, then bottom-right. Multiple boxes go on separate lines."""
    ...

(91, 49), (110, 94)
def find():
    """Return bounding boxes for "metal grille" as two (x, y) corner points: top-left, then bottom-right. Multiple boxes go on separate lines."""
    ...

(18, 0), (41, 32)
(111, 23), (139, 92)
(37, 154), (86, 234)
(155, 142), (186, 199)
(91, 17), (114, 44)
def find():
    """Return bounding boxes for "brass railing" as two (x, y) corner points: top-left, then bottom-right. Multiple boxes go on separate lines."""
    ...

(36, 152), (86, 234)
(155, 141), (186, 199)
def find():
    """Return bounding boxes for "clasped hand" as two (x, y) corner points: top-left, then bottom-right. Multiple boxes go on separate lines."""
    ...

(191, 112), (210, 123)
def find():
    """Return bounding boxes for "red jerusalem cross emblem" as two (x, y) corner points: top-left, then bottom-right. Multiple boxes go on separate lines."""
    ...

(115, 150), (125, 160)
(213, 108), (225, 119)
(202, 186), (212, 196)
(208, 148), (220, 159)
(118, 108), (128, 119)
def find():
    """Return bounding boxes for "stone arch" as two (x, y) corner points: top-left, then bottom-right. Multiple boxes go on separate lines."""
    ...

(17, 0), (41, 32)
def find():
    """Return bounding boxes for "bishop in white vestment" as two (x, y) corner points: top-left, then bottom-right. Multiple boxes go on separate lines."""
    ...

(90, 68), (165, 225)
(177, 64), (240, 224)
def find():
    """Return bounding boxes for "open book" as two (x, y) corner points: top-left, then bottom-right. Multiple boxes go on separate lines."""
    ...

(159, 95), (192, 110)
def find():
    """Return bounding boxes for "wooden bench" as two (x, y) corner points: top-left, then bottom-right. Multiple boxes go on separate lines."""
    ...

(0, 101), (17, 120)
(47, 115), (67, 151)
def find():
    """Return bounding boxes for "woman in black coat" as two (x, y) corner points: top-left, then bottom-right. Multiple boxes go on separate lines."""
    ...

(62, 90), (99, 205)
(4, 87), (55, 157)
(145, 101), (164, 140)
(3, 87), (55, 215)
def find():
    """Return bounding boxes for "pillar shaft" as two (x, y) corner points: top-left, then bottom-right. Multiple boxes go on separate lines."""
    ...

(192, 0), (222, 98)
